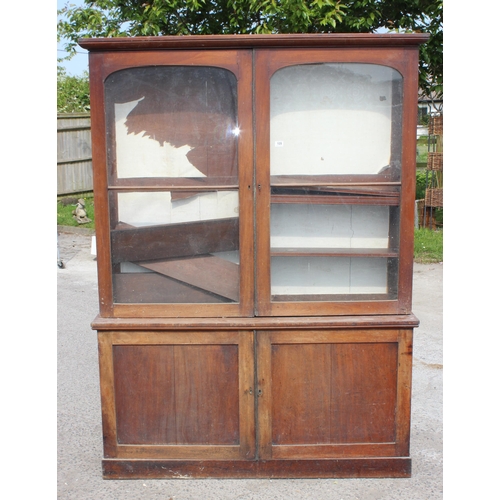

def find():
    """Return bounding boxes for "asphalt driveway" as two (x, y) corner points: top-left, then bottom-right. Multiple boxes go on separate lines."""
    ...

(57, 228), (442, 500)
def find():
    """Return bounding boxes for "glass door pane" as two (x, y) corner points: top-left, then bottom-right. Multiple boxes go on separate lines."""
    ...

(106, 66), (239, 181)
(268, 63), (402, 304)
(270, 63), (402, 179)
(105, 66), (242, 305)
(270, 198), (399, 301)
(110, 190), (240, 304)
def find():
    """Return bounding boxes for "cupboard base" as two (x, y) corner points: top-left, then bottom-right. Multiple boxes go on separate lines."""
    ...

(102, 458), (411, 479)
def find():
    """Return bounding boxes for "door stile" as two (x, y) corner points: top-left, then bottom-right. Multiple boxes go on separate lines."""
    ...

(236, 49), (256, 317)
(239, 330), (257, 459)
(256, 330), (273, 459)
(254, 50), (273, 316)
(395, 329), (413, 455)
(97, 331), (118, 458)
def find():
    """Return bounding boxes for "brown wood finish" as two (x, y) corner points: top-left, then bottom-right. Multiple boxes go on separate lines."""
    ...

(102, 458), (411, 479)
(84, 34), (428, 479)
(113, 273), (230, 304)
(271, 194), (400, 205)
(110, 218), (239, 263)
(270, 248), (398, 257)
(397, 47), (421, 315)
(395, 329), (413, 456)
(232, 49), (255, 318)
(254, 48), (273, 317)
(99, 330), (256, 460)
(264, 298), (402, 316)
(88, 52), (114, 316)
(113, 344), (240, 445)
(270, 175), (402, 185)
(108, 177), (239, 189)
(254, 45), (422, 317)
(88, 48), (254, 318)
(329, 342), (398, 443)
(271, 343), (333, 445)
(79, 33), (429, 51)
(257, 329), (412, 460)
(92, 313), (419, 331)
(136, 256), (239, 302)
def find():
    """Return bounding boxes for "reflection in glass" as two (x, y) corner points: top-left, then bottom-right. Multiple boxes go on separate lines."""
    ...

(110, 190), (240, 304)
(105, 66), (238, 180)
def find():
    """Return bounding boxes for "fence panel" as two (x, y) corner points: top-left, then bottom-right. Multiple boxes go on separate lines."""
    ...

(57, 113), (93, 195)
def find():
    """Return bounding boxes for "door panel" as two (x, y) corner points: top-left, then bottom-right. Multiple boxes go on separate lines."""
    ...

(257, 329), (411, 459)
(114, 344), (240, 445)
(92, 50), (254, 317)
(254, 50), (410, 316)
(98, 330), (256, 459)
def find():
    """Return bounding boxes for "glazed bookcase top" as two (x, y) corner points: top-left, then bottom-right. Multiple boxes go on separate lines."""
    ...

(83, 33), (428, 318)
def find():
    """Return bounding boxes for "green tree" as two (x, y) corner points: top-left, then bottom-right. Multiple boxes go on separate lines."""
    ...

(58, 0), (442, 97)
(57, 67), (90, 113)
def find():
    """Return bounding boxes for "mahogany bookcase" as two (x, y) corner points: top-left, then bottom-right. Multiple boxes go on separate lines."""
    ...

(80, 33), (429, 479)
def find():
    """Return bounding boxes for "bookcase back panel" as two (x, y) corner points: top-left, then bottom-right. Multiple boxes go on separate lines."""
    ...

(270, 64), (402, 177)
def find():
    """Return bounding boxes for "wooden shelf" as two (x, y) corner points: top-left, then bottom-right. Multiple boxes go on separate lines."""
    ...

(270, 174), (402, 185)
(111, 218), (239, 263)
(271, 194), (399, 205)
(109, 176), (239, 190)
(270, 185), (400, 206)
(113, 272), (231, 304)
(271, 248), (398, 258)
(271, 292), (397, 302)
(136, 255), (240, 302)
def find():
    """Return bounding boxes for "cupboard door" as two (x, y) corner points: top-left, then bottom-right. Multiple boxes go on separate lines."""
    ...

(256, 329), (412, 459)
(90, 50), (254, 317)
(255, 49), (418, 316)
(98, 330), (256, 460)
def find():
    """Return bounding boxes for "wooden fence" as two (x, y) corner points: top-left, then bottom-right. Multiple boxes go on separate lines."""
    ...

(57, 113), (93, 195)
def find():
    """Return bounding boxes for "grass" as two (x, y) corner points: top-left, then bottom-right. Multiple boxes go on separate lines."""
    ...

(416, 136), (429, 167)
(57, 195), (95, 230)
(414, 228), (443, 263)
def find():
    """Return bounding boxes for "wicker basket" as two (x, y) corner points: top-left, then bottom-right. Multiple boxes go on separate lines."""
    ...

(428, 114), (443, 136)
(427, 152), (443, 171)
(425, 188), (443, 207)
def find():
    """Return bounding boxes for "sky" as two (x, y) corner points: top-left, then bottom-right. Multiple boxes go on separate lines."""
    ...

(58, 0), (89, 75)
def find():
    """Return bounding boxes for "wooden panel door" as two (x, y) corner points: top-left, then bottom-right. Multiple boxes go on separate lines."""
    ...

(256, 329), (412, 459)
(98, 330), (256, 460)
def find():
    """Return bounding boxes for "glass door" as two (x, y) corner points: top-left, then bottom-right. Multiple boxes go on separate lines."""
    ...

(255, 51), (408, 316)
(98, 50), (254, 317)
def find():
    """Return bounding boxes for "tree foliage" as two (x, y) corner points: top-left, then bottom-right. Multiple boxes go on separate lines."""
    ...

(58, 0), (442, 97)
(57, 67), (90, 113)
